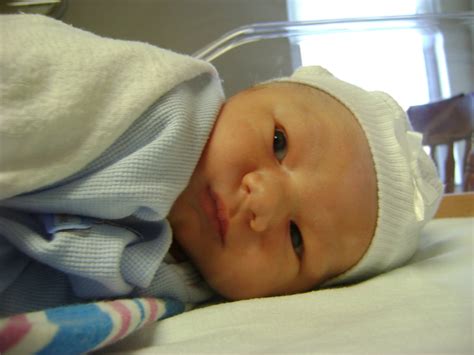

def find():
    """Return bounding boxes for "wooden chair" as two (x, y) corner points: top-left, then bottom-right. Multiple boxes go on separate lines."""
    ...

(407, 93), (473, 193)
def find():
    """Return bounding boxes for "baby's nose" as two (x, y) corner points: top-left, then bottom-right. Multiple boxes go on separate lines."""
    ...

(241, 171), (287, 232)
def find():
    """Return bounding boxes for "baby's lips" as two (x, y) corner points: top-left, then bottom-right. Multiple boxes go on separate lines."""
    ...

(210, 189), (228, 244)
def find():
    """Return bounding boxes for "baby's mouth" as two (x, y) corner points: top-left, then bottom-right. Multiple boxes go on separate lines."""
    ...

(208, 187), (228, 245)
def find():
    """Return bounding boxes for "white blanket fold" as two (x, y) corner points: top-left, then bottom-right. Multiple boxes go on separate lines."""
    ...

(0, 14), (218, 199)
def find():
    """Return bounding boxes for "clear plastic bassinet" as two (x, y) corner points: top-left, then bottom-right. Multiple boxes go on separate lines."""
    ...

(194, 12), (473, 100)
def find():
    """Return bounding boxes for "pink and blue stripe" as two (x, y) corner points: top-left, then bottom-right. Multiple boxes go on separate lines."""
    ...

(0, 297), (184, 354)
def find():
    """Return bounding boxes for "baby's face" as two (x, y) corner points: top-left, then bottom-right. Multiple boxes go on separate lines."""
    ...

(168, 83), (377, 299)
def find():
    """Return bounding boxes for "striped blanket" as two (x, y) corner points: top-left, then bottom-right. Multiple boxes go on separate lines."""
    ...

(0, 297), (185, 354)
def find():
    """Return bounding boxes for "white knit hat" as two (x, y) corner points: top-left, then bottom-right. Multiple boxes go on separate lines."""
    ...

(268, 66), (443, 286)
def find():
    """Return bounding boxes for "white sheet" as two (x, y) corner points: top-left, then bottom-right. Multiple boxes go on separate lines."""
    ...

(103, 218), (473, 354)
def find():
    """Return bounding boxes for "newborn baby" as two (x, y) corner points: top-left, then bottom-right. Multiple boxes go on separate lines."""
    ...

(0, 15), (443, 315)
(169, 79), (378, 299)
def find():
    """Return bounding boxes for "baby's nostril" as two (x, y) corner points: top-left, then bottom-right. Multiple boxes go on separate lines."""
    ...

(241, 179), (251, 194)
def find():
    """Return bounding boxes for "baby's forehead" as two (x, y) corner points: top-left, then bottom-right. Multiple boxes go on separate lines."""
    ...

(229, 82), (362, 148)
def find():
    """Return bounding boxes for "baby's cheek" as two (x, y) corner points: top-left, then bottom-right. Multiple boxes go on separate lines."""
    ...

(203, 252), (278, 300)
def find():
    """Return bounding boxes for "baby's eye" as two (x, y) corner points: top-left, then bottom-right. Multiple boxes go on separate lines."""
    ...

(290, 221), (303, 257)
(273, 128), (287, 161)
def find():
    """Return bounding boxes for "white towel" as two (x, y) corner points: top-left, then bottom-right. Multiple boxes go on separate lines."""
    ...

(0, 14), (219, 199)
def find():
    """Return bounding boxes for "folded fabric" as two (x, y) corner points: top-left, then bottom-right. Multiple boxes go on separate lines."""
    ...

(0, 14), (224, 313)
